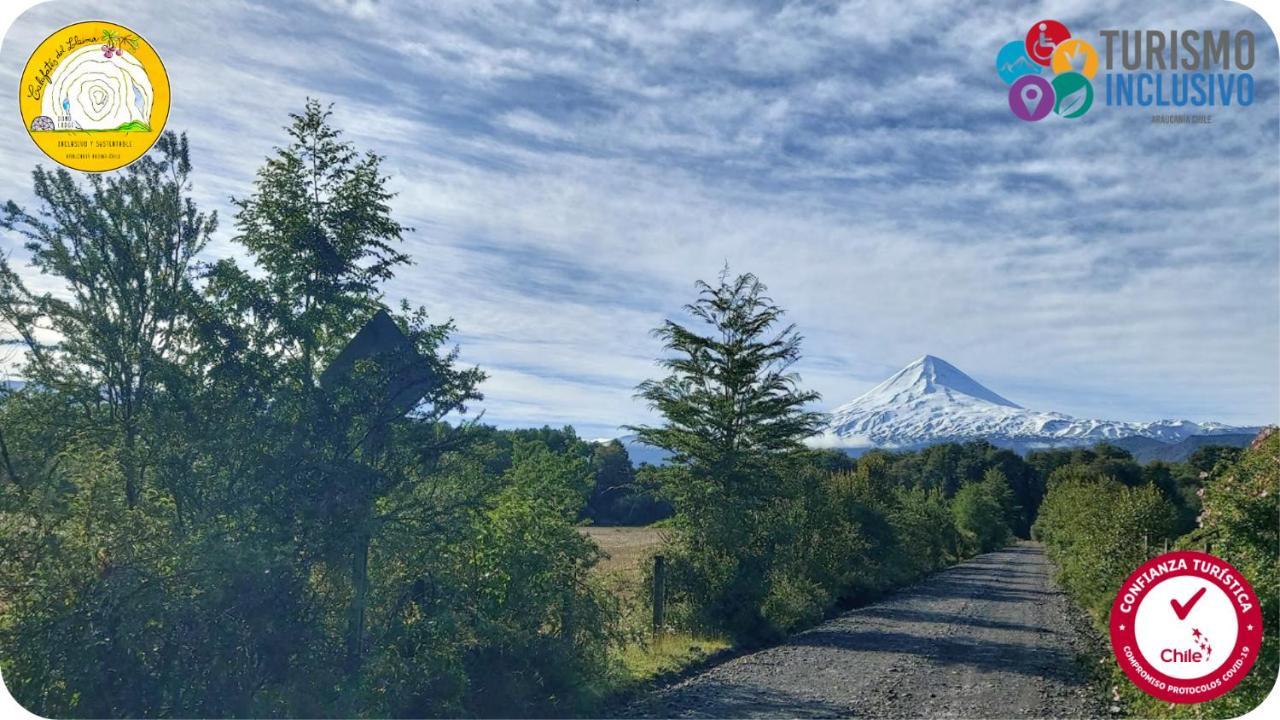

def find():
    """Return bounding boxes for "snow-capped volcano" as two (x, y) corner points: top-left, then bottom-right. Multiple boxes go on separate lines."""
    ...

(817, 355), (1253, 452)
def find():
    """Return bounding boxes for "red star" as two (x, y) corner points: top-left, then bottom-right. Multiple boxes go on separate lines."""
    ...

(1192, 628), (1202, 638)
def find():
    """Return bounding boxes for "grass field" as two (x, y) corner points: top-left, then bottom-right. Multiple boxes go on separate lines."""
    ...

(580, 525), (666, 578)
(579, 526), (731, 699)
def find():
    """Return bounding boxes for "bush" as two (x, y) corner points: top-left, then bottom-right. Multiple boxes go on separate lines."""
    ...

(1033, 465), (1175, 622)
(1123, 430), (1278, 719)
(951, 469), (1016, 556)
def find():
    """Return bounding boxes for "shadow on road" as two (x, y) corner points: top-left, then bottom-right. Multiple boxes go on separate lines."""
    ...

(631, 680), (852, 719)
(788, 627), (1084, 684)
(856, 606), (1051, 634)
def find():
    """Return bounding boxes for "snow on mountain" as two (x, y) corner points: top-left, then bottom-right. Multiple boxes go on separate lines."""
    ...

(815, 355), (1256, 453)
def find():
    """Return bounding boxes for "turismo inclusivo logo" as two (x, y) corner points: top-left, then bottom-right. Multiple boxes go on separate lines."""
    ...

(996, 20), (1097, 121)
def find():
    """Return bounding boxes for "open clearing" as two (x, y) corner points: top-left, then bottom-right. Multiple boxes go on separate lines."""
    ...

(581, 525), (666, 577)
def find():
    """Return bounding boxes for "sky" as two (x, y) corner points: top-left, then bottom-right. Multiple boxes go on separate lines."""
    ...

(0, 0), (1277, 439)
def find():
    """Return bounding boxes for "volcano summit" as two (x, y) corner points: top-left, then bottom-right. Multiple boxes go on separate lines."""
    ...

(816, 355), (1255, 456)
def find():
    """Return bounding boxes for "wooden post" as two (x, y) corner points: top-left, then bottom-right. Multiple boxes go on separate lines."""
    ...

(652, 555), (666, 635)
(346, 530), (370, 673)
(1163, 538), (1169, 554)
(1143, 533), (1149, 558)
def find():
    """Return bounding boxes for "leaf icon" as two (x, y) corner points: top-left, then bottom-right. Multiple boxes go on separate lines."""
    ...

(1059, 87), (1088, 116)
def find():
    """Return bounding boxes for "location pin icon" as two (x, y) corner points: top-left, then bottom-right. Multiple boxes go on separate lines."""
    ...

(1021, 84), (1043, 114)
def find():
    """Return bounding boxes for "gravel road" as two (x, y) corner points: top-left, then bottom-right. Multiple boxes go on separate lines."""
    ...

(625, 542), (1103, 718)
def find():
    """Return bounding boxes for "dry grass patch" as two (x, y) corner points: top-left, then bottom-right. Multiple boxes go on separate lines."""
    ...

(580, 526), (666, 579)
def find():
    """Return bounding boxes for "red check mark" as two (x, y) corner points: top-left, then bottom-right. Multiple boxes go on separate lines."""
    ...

(1171, 587), (1207, 620)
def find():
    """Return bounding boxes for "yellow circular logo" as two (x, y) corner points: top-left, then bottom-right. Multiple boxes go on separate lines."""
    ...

(1050, 38), (1098, 80)
(19, 21), (169, 172)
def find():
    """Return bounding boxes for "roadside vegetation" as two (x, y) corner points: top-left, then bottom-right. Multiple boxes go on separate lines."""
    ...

(0, 101), (1271, 718)
(1033, 431), (1278, 718)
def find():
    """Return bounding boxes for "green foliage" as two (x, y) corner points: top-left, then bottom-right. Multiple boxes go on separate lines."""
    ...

(0, 132), (214, 505)
(631, 271), (1018, 645)
(584, 440), (670, 526)
(1033, 466), (1176, 622)
(1033, 435), (1279, 718)
(629, 270), (825, 643)
(866, 440), (1042, 537)
(951, 469), (1016, 556)
(0, 107), (616, 718)
(221, 99), (410, 389)
(1155, 430), (1277, 719)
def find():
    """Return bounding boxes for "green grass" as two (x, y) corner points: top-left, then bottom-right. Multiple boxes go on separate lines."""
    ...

(579, 526), (735, 711)
(617, 632), (731, 682)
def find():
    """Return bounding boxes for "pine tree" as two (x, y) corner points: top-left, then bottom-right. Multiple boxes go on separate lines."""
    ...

(632, 269), (823, 510)
(630, 269), (823, 640)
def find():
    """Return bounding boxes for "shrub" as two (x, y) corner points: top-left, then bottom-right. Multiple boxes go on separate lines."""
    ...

(951, 469), (1016, 556)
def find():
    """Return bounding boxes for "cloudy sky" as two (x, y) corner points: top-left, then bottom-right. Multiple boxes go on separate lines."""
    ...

(0, 0), (1277, 438)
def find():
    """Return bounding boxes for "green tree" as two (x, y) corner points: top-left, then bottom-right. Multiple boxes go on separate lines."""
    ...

(630, 270), (823, 641)
(631, 270), (823, 522)
(0, 103), (639, 718)
(1188, 429), (1277, 718)
(212, 98), (410, 390)
(0, 132), (214, 505)
(584, 439), (635, 524)
(951, 469), (1015, 555)
(204, 101), (484, 685)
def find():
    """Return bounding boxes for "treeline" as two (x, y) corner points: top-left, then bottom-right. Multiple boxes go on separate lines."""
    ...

(1033, 430), (1277, 718)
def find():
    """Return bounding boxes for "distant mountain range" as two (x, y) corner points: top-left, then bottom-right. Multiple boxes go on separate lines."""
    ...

(611, 355), (1262, 464)
(816, 355), (1260, 457)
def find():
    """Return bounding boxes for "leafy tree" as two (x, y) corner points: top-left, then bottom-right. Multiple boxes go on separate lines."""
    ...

(211, 98), (410, 389)
(1185, 444), (1244, 477)
(585, 439), (636, 524)
(1185, 429), (1277, 719)
(202, 101), (484, 683)
(0, 104), (621, 718)
(581, 440), (670, 525)
(0, 133), (214, 505)
(951, 469), (1015, 555)
(1032, 466), (1175, 622)
(631, 270), (823, 521)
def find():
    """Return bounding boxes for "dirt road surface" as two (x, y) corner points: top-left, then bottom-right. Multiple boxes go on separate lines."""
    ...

(626, 543), (1103, 718)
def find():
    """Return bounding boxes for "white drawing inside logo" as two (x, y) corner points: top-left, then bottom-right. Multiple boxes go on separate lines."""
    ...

(40, 44), (153, 131)
(1133, 575), (1239, 681)
(1032, 22), (1057, 62)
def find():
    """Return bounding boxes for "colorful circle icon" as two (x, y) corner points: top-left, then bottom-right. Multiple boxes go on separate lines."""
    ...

(1024, 19), (1070, 66)
(1052, 72), (1093, 118)
(1009, 75), (1054, 121)
(996, 40), (1042, 85)
(1051, 38), (1098, 79)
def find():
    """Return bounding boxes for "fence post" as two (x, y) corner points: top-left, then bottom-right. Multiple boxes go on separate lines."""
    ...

(1163, 538), (1169, 554)
(652, 555), (666, 635)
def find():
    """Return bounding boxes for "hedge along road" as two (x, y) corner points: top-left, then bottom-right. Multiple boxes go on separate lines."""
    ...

(626, 543), (1104, 718)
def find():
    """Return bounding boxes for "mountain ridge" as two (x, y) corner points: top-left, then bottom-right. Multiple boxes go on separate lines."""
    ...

(605, 355), (1261, 463)
(817, 355), (1258, 454)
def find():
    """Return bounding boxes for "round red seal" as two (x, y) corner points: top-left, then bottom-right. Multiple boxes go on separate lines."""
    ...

(1110, 550), (1264, 703)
